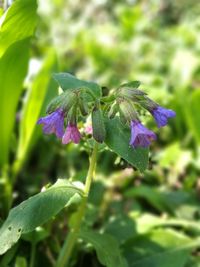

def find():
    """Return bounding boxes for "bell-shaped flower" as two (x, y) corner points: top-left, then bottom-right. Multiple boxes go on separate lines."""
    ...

(62, 124), (81, 144)
(37, 108), (65, 138)
(151, 106), (176, 128)
(130, 120), (156, 148)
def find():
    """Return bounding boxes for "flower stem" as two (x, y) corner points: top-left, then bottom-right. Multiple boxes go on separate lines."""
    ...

(55, 142), (98, 267)
(84, 142), (98, 196)
(30, 243), (36, 267)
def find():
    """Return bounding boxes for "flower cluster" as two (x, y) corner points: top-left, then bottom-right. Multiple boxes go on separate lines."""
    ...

(37, 89), (105, 145)
(113, 85), (176, 148)
(37, 79), (175, 149)
(37, 108), (81, 145)
(37, 90), (83, 145)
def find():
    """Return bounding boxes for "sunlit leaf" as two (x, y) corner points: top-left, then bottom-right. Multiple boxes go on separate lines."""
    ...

(0, 0), (37, 57)
(16, 49), (58, 166)
(0, 39), (30, 168)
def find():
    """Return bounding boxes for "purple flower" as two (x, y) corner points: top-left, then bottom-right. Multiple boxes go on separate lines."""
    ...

(151, 106), (176, 128)
(37, 108), (64, 138)
(62, 124), (81, 144)
(130, 120), (156, 148)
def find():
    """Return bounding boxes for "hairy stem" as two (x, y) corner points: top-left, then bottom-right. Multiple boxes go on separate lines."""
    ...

(55, 142), (98, 267)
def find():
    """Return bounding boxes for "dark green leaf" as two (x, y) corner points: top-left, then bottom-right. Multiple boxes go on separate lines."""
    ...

(0, 179), (83, 255)
(123, 229), (200, 267)
(52, 72), (102, 97)
(80, 229), (128, 267)
(92, 107), (106, 143)
(104, 215), (137, 244)
(104, 117), (149, 172)
(125, 186), (169, 212)
(22, 226), (49, 244)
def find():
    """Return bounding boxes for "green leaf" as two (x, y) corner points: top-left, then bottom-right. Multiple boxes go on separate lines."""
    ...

(0, 39), (30, 168)
(52, 72), (102, 98)
(22, 226), (49, 244)
(125, 185), (169, 212)
(120, 81), (141, 88)
(0, 179), (83, 255)
(123, 229), (200, 267)
(185, 90), (200, 144)
(104, 215), (137, 244)
(136, 213), (200, 235)
(80, 229), (128, 267)
(16, 49), (58, 165)
(104, 117), (149, 172)
(0, 0), (38, 57)
(15, 256), (27, 267)
(0, 244), (18, 267)
(0, 0), (37, 168)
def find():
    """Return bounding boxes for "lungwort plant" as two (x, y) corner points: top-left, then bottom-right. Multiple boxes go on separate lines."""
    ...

(0, 73), (175, 267)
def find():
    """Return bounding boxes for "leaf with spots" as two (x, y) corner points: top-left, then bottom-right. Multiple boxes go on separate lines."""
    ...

(0, 180), (83, 255)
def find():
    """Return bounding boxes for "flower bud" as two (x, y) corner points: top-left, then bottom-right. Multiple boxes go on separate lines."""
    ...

(118, 87), (147, 102)
(139, 96), (158, 111)
(46, 91), (77, 115)
(78, 97), (89, 116)
(119, 100), (138, 124)
(108, 103), (119, 119)
(92, 106), (106, 143)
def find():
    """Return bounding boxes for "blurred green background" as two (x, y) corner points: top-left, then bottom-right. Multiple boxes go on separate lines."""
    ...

(1, 0), (200, 266)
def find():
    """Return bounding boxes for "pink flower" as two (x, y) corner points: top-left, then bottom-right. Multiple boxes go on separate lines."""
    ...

(62, 124), (81, 144)
(85, 125), (93, 135)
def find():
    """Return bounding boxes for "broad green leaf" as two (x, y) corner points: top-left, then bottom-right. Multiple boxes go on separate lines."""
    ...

(53, 72), (102, 97)
(80, 229), (128, 267)
(0, 179), (83, 255)
(0, 39), (30, 168)
(16, 50), (57, 165)
(123, 229), (200, 267)
(104, 117), (149, 172)
(0, 0), (38, 57)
